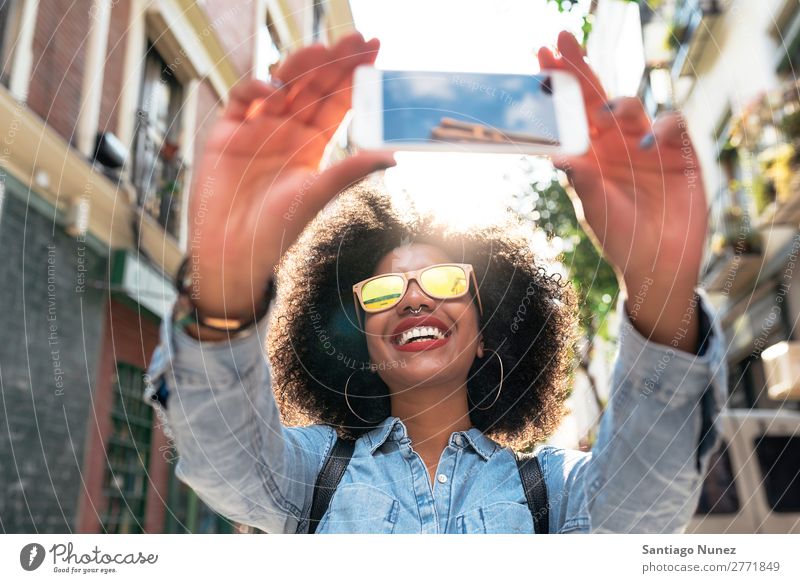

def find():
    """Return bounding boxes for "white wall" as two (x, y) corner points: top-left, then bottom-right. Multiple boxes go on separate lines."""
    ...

(679, 0), (788, 199)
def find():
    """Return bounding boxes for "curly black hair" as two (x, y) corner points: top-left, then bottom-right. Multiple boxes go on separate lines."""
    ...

(267, 181), (579, 450)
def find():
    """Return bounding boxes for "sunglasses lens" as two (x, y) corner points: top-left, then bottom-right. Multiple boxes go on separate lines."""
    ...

(420, 265), (468, 298)
(361, 275), (405, 311)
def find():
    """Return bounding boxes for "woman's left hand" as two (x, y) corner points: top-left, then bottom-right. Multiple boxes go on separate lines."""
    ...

(537, 31), (707, 353)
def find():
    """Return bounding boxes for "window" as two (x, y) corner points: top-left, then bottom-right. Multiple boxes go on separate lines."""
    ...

(714, 113), (756, 213)
(695, 441), (740, 515)
(754, 435), (800, 513)
(312, 0), (327, 44)
(132, 42), (185, 238)
(0, 0), (21, 87)
(101, 363), (152, 534)
(256, 10), (282, 81)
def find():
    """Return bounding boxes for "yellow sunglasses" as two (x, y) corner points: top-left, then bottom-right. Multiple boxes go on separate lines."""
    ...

(352, 263), (483, 326)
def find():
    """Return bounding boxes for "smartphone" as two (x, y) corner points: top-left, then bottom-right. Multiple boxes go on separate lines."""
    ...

(350, 67), (589, 156)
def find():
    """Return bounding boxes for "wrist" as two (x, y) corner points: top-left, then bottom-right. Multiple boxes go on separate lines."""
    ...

(621, 269), (698, 302)
(173, 256), (275, 336)
(621, 281), (701, 354)
(179, 253), (274, 319)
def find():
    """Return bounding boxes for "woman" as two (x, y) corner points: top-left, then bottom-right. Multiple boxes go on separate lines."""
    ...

(145, 31), (727, 533)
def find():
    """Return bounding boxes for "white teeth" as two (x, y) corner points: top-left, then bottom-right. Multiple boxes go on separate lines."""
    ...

(395, 325), (449, 346)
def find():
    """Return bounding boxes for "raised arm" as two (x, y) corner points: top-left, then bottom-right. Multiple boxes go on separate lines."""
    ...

(534, 32), (728, 533)
(145, 319), (336, 533)
(537, 285), (727, 533)
(142, 33), (395, 533)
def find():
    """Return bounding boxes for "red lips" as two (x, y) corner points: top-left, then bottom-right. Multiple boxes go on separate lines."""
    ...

(393, 336), (450, 352)
(389, 315), (453, 353)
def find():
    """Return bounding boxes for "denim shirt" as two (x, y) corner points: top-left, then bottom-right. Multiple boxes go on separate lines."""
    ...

(144, 287), (728, 534)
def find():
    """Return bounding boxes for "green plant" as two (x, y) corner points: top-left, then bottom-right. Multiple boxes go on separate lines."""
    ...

(759, 143), (796, 203)
(717, 138), (738, 163)
(664, 21), (689, 51)
(748, 172), (773, 216)
(517, 176), (619, 341)
(513, 173), (619, 417)
(720, 206), (763, 255)
(779, 109), (800, 142)
(544, 0), (658, 45)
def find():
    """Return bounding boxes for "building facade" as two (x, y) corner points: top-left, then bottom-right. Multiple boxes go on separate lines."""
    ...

(0, 0), (354, 534)
(633, 0), (800, 533)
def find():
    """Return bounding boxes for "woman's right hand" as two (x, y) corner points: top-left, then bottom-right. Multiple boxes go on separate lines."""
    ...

(187, 32), (395, 319)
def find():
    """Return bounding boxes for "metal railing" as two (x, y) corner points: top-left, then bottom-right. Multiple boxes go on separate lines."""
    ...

(131, 111), (185, 239)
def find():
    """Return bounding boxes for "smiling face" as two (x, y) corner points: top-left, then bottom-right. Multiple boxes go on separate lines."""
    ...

(363, 243), (484, 395)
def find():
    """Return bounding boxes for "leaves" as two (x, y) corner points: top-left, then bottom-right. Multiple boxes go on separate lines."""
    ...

(514, 174), (619, 341)
(544, 0), (654, 45)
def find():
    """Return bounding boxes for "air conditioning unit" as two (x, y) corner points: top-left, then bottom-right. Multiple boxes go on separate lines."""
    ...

(93, 131), (128, 182)
(761, 341), (800, 401)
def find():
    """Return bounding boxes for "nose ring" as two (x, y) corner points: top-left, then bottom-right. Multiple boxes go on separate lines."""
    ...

(409, 307), (423, 315)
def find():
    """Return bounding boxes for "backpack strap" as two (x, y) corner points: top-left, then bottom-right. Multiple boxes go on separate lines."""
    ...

(515, 451), (550, 534)
(308, 436), (355, 534)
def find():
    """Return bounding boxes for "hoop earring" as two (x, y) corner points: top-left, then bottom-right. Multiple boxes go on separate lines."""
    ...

(344, 368), (382, 424)
(469, 349), (504, 411)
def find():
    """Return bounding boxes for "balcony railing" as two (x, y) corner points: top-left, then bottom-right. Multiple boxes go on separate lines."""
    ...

(670, 0), (723, 78)
(131, 111), (185, 239)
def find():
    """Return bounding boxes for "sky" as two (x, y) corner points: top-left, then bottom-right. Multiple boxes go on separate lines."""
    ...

(381, 71), (558, 143)
(349, 0), (592, 236)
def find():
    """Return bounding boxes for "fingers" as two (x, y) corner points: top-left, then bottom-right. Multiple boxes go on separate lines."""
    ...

(551, 150), (610, 235)
(288, 35), (380, 127)
(309, 38), (380, 134)
(269, 32), (371, 109)
(556, 30), (607, 105)
(272, 42), (331, 89)
(274, 31), (367, 83)
(537, 46), (557, 70)
(594, 97), (651, 136)
(551, 152), (598, 195)
(536, 31), (608, 133)
(557, 30), (586, 62)
(301, 150), (396, 211)
(647, 111), (691, 150)
(255, 42), (335, 123)
(225, 79), (286, 120)
(241, 33), (379, 143)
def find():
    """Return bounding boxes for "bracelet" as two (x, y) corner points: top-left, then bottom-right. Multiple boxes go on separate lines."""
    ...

(172, 256), (275, 334)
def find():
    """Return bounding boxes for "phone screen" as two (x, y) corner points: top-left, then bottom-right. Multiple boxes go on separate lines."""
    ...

(381, 71), (559, 147)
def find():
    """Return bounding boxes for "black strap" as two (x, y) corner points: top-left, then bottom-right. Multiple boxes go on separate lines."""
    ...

(515, 451), (550, 534)
(308, 436), (355, 534)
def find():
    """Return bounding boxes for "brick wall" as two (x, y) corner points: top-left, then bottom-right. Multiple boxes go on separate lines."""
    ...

(76, 297), (165, 533)
(28, 0), (92, 145)
(0, 183), (107, 533)
(97, 0), (132, 136)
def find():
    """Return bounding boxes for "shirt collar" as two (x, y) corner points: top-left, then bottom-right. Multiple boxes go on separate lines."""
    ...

(365, 415), (498, 461)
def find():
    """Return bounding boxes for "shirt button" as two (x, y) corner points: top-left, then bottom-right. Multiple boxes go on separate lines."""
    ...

(437, 474), (448, 484)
